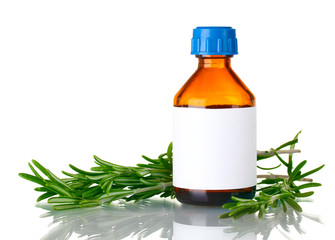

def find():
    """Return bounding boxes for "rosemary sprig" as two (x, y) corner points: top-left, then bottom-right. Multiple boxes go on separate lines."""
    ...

(19, 132), (324, 217)
(220, 132), (325, 219)
(19, 143), (174, 210)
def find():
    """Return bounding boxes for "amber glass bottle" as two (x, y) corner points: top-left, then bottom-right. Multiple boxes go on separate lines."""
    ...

(173, 27), (256, 206)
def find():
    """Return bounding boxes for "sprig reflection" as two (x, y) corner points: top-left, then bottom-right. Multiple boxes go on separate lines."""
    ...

(219, 207), (322, 240)
(38, 199), (174, 240)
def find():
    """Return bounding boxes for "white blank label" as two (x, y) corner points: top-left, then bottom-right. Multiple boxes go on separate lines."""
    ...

(173, 107), (257, 190)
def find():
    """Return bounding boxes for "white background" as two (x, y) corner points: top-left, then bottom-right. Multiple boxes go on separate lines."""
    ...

(1, 0), (334, 239)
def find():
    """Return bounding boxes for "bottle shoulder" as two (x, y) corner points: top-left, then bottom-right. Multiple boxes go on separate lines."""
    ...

(174, 67), (255, 108)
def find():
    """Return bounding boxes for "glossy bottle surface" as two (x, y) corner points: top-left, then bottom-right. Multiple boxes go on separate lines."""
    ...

(175, 55), (255, 108)
(174, 55), (256, 206)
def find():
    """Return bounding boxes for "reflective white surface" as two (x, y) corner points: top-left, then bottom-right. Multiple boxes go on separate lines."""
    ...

(24, 197), (329, 240)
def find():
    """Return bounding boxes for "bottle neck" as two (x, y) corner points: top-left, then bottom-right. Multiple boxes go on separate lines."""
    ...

(197, 55), (232, 69)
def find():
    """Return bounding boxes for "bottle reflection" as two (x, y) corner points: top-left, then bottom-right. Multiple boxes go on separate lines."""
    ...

(173, 204), (256, 240)
(37, 199), (321, 240)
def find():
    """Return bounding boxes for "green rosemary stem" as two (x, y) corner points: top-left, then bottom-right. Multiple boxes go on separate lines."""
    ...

(98, 182), (173, 204)
(257, 149), (300, 156)
(257, 174), (313, 182)
(133, 182), (173, 194)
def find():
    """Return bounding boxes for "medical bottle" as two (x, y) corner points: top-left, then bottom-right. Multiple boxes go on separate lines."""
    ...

(173, 26), (256, 205)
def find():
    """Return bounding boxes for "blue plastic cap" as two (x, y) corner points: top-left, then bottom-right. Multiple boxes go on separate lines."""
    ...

(191, 26), (238, 55)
